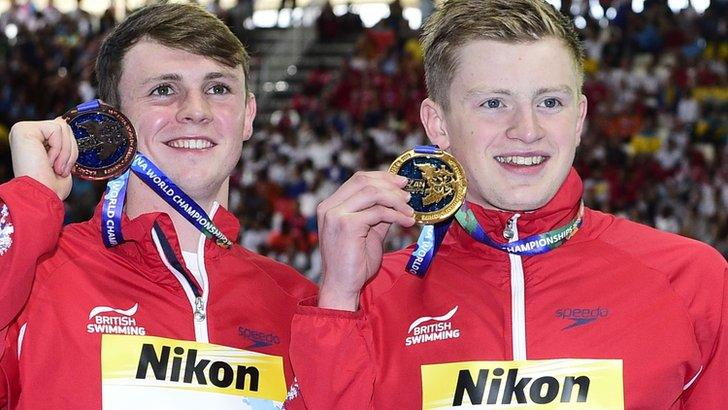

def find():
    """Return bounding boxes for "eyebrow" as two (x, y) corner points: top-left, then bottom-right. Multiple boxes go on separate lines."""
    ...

(463, 85), (574, 101)
(142, 73), (181, 85)
(203, 72), (239, 81)
(463, 88), (511, 100)
(534, 85), (574, 96)
(141, 72), (238, 85)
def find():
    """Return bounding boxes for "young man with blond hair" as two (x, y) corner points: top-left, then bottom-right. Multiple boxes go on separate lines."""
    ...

(0, 3), (315, 408)
(289, 0), (727, 408)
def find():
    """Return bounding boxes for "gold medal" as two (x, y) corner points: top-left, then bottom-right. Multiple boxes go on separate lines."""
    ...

(389, 146), (467, 224)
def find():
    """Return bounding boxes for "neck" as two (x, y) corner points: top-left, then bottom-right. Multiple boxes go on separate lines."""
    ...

(124, 175), (229, 253)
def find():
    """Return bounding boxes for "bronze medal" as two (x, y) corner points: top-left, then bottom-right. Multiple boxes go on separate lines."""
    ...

(63, 100), (137, 180)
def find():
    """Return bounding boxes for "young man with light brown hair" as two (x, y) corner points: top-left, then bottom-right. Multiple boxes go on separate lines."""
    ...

(288, 0), (727, 408)
(0, 3), (315, 408)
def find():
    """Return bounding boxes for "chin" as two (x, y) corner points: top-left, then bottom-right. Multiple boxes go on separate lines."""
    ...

(493, 190), (552, 212)
(172, 173), (216, 195)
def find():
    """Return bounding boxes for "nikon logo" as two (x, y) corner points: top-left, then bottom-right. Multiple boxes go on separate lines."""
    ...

(135, 344), (260, 391)
(453, 367), (589, 406)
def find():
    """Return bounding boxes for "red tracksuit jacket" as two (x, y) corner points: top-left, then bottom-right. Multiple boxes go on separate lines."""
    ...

(0, 177), (316, 409)
(289, 169), (728, 409)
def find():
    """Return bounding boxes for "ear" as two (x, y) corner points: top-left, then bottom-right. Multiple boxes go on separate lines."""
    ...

(243, 93), (257, 141)
(574, 93), (587, 146)
(420, 98), (451, 149)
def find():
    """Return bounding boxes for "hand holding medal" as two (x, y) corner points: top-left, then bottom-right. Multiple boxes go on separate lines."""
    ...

(389, 145), (467, 277)
(8, 117), (78, 200)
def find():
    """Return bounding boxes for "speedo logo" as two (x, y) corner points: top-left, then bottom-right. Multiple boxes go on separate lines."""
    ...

(87, 303), (146, 335)
(136, 344), (260, 391)
(556, 307), (609, 330)
(453, 367), (589, 406)
(405, 306), (460, 346)
(239, 327), (280, 348)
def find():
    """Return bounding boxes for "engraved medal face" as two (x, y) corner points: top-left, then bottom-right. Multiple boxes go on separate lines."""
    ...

(63, 103), (137, 180)
(389, 149), (467, 224)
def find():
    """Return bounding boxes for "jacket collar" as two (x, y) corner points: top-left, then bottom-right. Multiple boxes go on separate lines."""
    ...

(89, 200), (241, 268)
(448, 168), (583, 250)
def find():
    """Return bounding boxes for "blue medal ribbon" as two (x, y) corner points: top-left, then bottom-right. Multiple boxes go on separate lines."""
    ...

(405, 219), (452, 277)
(101, 170), (129, 247)
(76, 99), (102, 112)
(130, 153), (232, 247)
(101, 152), (233, 249)
(405, 145), (455, 277)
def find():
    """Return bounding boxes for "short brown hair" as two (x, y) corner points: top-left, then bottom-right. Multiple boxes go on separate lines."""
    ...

(96, 2), (250, 108)
(421, 0), (584, 110)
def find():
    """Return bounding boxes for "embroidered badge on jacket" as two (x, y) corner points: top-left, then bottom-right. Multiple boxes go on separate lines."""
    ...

(0, 204), (14, 255)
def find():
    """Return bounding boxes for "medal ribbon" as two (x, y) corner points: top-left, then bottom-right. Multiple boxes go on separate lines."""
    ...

(405, 145), (455, 277)
(101, 170), (129, 247)
(454, 201), (584, 255)
(101, 152), (233, 248)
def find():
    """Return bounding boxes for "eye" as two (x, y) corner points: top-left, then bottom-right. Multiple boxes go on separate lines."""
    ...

(482, 99), (503, 109)
(539, 98), (563, 109)
(151, 84), (174, 96)
(207, 84), (231, 95)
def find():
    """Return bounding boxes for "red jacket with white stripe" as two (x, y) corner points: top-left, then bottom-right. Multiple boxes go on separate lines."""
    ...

(289, 169), (728, 409)
(0, 177), (316, 409)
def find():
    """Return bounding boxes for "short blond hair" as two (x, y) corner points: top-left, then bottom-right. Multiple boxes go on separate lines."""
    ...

(421, 0), (584, 110)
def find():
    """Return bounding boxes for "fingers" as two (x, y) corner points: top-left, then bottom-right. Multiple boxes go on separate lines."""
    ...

(50, 118), (76, 177)
(351, 205), (417, 229)
(339, 182), (414, 217)
(8, 119), (75, 200)
(10, 118), (77, 178)
(319, 171), (410, 215)
(40, 120), (63, 168)
(58, 118), (77, 177)
(318, 173), (416, 234)
(67, 127), (79, 177)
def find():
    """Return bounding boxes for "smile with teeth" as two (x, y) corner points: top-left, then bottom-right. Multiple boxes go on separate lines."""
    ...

(495, 155), (547, 166)
(166, 139), (215, 150)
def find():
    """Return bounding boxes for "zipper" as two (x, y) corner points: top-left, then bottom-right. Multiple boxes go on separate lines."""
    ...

(193, 296), (206, 322)
(505, 213), (527, 360)
(191, 202), (220, 343)
(151, 223), (209, 342)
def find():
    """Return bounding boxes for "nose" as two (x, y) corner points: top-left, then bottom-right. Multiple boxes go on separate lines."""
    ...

(505, 105), (544, 144)
(176, 91), (212, 124)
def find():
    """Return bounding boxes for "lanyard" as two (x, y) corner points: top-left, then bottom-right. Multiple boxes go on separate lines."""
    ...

(403, 145), (459, 277)
(454, 201), (584, 255)
(406, 201), (584, 276)
(405, 219), (452, 277)
(101, 152), (233, 249)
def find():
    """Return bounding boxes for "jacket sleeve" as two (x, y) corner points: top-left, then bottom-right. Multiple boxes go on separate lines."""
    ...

(0, 177), (64, 329)
(0, 328), (6, 407)
(288, 296), (376, 410)
(0, 320), (22, 408)
(682, 266), (728, 408)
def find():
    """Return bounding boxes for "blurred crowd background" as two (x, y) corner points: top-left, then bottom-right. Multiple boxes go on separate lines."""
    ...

(0, 0), (726, 281)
